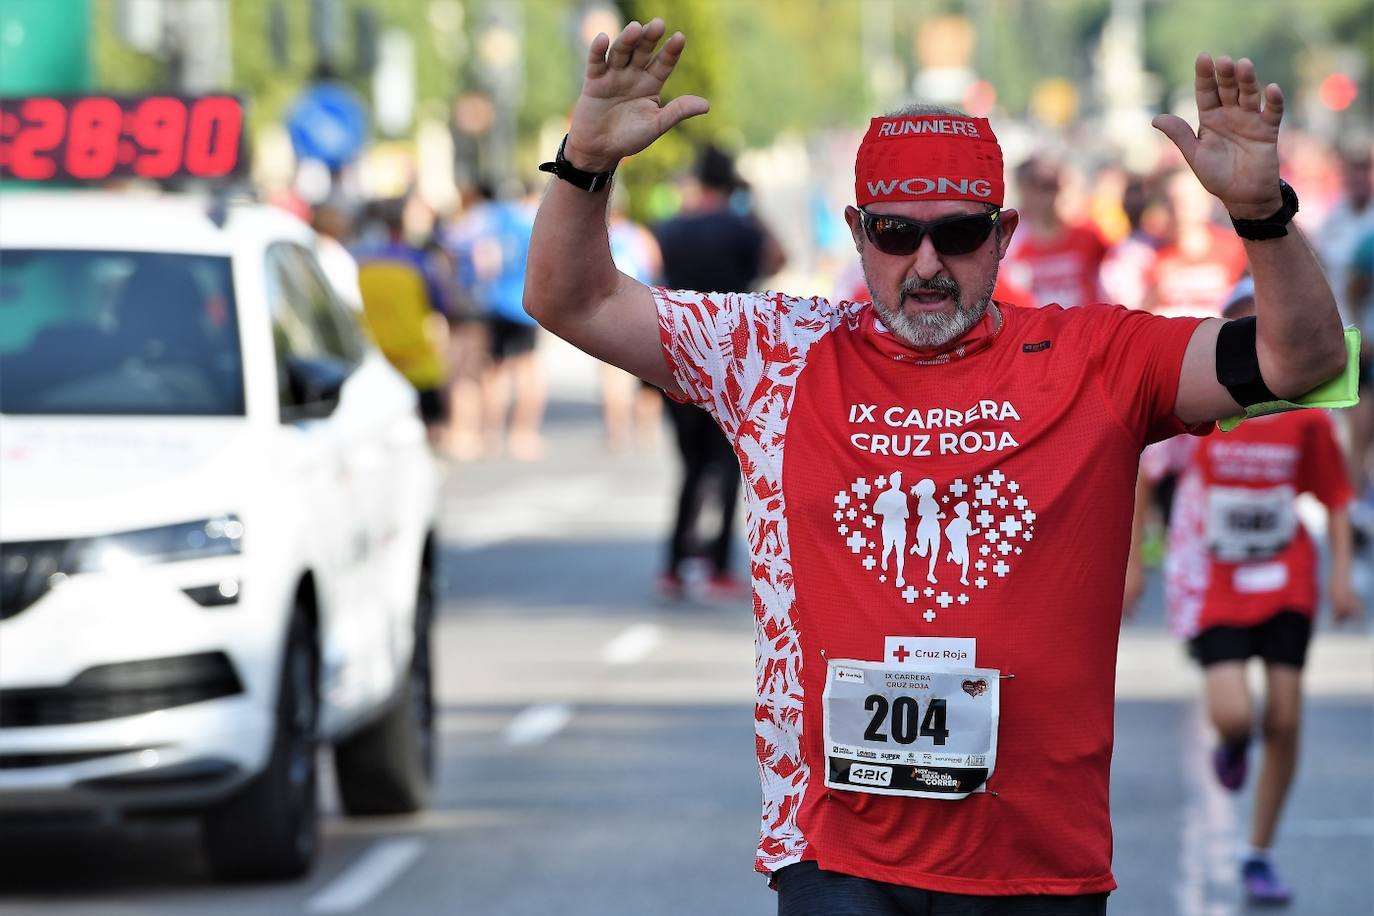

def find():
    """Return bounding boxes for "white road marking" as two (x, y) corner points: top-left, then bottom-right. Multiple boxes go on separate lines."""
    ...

(504, 702), (573, 746)
(447, 507), (553, 550)
(1176, 701), (1240, 916)
(305, 838), (425, 914)
(602, 623), (663, 666)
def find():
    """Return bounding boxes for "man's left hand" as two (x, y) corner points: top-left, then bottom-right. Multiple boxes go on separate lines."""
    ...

(1152, 53), (1284, 219)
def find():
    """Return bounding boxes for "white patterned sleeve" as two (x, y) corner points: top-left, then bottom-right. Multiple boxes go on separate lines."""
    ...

(653, 288), (838, 441)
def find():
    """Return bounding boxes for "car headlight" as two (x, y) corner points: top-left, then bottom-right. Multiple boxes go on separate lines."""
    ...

(75, 516), (244, 572)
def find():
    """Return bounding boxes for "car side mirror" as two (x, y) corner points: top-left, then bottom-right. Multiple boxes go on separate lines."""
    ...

(282, 355), (351, 421)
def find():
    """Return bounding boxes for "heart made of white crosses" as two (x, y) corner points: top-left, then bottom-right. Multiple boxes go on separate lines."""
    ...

(830, 469), (1037, 621)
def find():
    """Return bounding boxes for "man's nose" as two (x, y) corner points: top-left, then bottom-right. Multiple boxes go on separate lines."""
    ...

(909, 233), (945, 280)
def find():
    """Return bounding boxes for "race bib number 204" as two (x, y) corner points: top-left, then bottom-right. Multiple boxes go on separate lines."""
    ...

(822, 658), (999, 799)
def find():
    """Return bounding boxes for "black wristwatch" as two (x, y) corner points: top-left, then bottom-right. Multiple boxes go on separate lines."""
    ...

(538, 135), (616, 193)
(1229, 180), (1299, 240)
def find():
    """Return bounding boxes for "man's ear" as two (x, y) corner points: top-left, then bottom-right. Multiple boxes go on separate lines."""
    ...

(844, 205), (865, 253)
(996, 208), (1019, 259)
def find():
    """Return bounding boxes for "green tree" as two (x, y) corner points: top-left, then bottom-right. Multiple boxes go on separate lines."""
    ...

(616, 0), (732, 213)
(228, 0), (316, 138)
(716, 0), (866, 143)
(1144, 0), (1374, 124)
(91, 0), (165, 92)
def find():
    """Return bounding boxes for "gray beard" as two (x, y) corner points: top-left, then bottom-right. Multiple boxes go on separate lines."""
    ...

(866, 268), (998, 348)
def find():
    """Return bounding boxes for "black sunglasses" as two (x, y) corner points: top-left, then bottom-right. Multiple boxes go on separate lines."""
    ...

(859, 208), (1001, 257)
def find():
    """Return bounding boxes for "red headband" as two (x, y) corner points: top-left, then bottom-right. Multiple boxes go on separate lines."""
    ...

(855, 115), (1004, 208)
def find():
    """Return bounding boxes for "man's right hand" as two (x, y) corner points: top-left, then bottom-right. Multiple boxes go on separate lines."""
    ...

(565, 18), (709, 173)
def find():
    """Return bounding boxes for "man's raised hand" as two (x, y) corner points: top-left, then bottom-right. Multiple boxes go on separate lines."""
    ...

(564, 18), (709, 173)
(1152, 53), (1285, 219)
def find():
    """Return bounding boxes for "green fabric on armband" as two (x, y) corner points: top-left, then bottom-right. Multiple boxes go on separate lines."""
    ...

(1218, 327), (1362, 432)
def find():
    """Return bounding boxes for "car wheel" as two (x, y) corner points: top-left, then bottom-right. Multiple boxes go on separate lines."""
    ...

(202, 607), (319, 880)
(334, 561), (435, 816)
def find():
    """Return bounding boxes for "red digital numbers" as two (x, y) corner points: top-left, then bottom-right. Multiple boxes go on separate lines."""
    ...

(7, 98), (66, 180)
(65, 97), (122, 179)
(131, 97), (187, 178)
(185, 97), (243, 178)
(0, 94), (243, 182)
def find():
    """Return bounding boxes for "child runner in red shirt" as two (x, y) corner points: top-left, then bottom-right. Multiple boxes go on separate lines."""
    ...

(1129, 277), (1362, 905)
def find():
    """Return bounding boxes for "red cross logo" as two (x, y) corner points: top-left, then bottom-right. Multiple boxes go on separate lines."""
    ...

(892, 645), (910, 663)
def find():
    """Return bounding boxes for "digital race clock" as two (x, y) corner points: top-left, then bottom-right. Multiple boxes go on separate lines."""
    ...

(0, 95), (245, 182)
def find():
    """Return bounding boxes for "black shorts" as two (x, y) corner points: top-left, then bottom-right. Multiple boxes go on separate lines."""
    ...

(775, 862), (1108, 916)
(416, 387), (445, 425)
(1189, 609), (1312, 669)
(487, 316), (538, 361)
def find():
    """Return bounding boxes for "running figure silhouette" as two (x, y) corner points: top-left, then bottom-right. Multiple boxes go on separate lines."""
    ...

(873, 471), (911, 586)
(909, 478), (944, 584)
(945, 501), (974, 585)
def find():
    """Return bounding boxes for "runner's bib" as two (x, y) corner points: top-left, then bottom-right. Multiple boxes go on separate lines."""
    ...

(822, 658), (999, 799)
(1205, 484), (1297, 562)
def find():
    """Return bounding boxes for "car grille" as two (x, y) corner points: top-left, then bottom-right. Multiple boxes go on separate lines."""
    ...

(0, 539), (74, 620)
(0, 652), (243, 727)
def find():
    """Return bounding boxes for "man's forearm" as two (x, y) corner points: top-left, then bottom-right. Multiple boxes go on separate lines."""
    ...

(1250, 227), (1348, 399)
(524, 178), (620, 328)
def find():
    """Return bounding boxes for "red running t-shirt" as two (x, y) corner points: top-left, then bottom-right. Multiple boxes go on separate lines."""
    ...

(1004, 223), (1108, 310)
(1145, 226), (1247, 319)
(655, 291), (1205, 895)
(1162, 410), (1351, 636)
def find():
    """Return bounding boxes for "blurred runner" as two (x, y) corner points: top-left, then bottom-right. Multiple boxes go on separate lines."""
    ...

(421, 214), (484, 461)
(1126, 278), (1362, 906)
(311, 202), (363, 312)
(525, 20), (1346, 911)
(1317, 149), (1374, 328)
(1346, 222), (1374, 535)
(1100, 172), (1166, 310)
(650, 144), (785, 599)
(356, 198), (450, 447)
(1003, 154), (1108, 309)
(602, 186), (664, 452)
(440, 188), (494, 461)
(1085, 163), (1133, 246)
(1320, 151), (1374, 527)
(466, 184), (546, 461)
(1143, 168), (1248, 319)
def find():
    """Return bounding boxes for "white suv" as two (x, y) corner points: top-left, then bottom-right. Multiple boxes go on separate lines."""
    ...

(0, 191), (441, 879)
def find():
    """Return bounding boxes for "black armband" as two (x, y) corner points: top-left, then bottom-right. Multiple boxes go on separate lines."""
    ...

(1216, 316), (1279, 407)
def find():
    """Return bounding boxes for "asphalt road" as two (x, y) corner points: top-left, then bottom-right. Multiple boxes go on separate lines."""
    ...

(2, 362), (1371, 916)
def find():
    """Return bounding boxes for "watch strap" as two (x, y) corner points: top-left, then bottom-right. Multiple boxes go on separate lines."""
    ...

(538, 135), (616, 193)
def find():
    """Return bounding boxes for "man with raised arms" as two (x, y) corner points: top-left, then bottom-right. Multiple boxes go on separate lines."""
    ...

(524, 17), (1346, 915)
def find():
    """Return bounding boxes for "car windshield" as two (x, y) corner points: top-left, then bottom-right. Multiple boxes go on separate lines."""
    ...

(0, 249), (244, 416)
